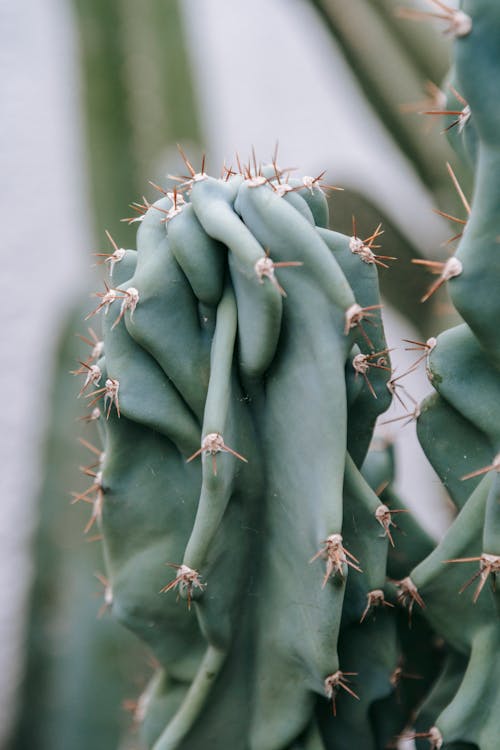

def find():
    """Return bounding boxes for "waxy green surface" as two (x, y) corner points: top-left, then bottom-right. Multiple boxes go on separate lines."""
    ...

(82, 161), (422, 749)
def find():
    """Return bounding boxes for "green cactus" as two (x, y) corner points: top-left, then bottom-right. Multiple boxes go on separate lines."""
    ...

(390, 2), (500, 747)
(74, 156), (435, 749)
(69, 2), (500, 749)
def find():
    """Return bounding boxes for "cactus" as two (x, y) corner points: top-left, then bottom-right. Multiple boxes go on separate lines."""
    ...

(74, 154), (436, 750)
(71, 2), (500, 749)
(393, 2), (500, 748)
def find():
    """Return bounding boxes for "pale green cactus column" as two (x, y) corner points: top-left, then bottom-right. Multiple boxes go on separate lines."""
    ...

(75, 156), (422, 749)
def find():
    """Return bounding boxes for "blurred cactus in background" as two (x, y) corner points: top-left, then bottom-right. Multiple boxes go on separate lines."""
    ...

(8, 1), (500, 749)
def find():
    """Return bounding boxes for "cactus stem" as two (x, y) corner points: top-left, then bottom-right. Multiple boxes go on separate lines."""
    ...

(461, 452), (500, 480)
(396, 3), (471, 38)
(186, 432), (248, 476)
(375, 504), (409, 547)
(324, 671), (359, 716)
(360, 589), (394, 623)
(160, 564), (206, 610)
(444, 553), (500, 602)
(310, 533), (362, 587)
(395, 577), (426, 620)
(254, 254), (303, 297)
(412, 257), (463, 302)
